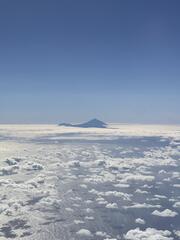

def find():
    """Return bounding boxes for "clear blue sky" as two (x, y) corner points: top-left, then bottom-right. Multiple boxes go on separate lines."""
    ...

(0, 0), (180, 124)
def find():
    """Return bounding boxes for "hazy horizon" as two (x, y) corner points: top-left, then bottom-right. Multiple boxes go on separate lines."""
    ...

(0, 121), (180, 125)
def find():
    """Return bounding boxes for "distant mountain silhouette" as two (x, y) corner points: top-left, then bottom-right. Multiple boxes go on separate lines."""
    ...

(59, 118), (107, 128)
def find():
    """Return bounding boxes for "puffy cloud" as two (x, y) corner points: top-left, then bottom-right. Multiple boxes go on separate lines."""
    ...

(0, 165), (19, 176)
(89, 189), (132, 201)
(95, 231), (110, 238)
(65, 207), (74, 212)
(68, 160), (81, 168)
(74, 220), (84, 224)
(23, 162), (43, 171)
(105, 203), (118, 209)
(124, 228), (173, 240)
(122, 174), (155, 183)
(154, 195), (167, 199)
(152, 209), (178, 217)
(135, 189), (148, 194)
(85, 216), (94, 220)
(104, 238), (117, 240)
(173, 184), (180, 188)
(0, 124), (179, 239)
(173, 230), (180, 238)
(113, 183), (130, 188)
(135, 218), (146, 224)
(173, 201), (180, 208)
(76, 229), (93, 237)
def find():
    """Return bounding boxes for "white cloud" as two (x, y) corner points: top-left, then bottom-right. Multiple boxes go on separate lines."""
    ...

(76, 229), (93, 237)
(124, 203), (161, 209)
(114, 183), (130, 188)
(173, 184), (180, 188)
(0, 124), (180, 239)
(85, 216), (94, 220)
(101, 191), (132, 201)
(154, 195), (167, 199)
(152, 209), (178, 217)
(106, 203), (118, 209)
(65, 207), (74, 212)
(0, 165), (19, 175)
(23, 162), (43, 171)
(173, 201), (180, 208)
(135, 189), (148, 194)
(135, 218), (146, 225)
(173, 230), (180, 238)
(123, 174), (155, 183)
(74, 220), (84, 224)
(104, 238), (117, 240)
(89, 189), (132, 201)
(124, 228), (173, 240)
(95, 231), (110, 237)
(68, 160), (81, 168)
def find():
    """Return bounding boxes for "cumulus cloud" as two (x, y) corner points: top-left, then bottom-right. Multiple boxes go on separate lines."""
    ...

(113, 183), (130, 188)
(173, 184), (180, 188)
(173, 230), (180, 238)
(76, 229), (93, 237)
(74, 220), (84, 224)
(89, 189), (132, 201)
(85, 216), (94, 220)
(152, 209), (178, 217)
(68, 160), (81, 168)
(0, 166), (19, 176)
(173, 201), (180, 208)
(0, 125), (179, 239)
(135, 218), (146, 224)
(23, 162), (43, 171)
(105, 203), (118, 209)
(124, 228), (173, 240)
(122, 174), (155, 183)
(154, 195), (167, 199)
(135, 189), (148, 194)
(95, 231), (110, 238)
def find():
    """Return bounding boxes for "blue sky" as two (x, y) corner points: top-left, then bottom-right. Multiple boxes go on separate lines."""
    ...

(0, 0), (180, 124)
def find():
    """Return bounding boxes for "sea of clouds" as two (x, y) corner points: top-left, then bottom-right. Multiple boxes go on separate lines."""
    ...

(0, 124), (179, 239)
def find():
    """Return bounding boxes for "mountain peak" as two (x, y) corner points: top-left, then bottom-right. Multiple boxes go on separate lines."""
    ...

(59, 118), (107, 128)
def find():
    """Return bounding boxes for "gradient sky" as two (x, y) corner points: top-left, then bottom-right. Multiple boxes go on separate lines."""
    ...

(0, 0), (180, 124)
